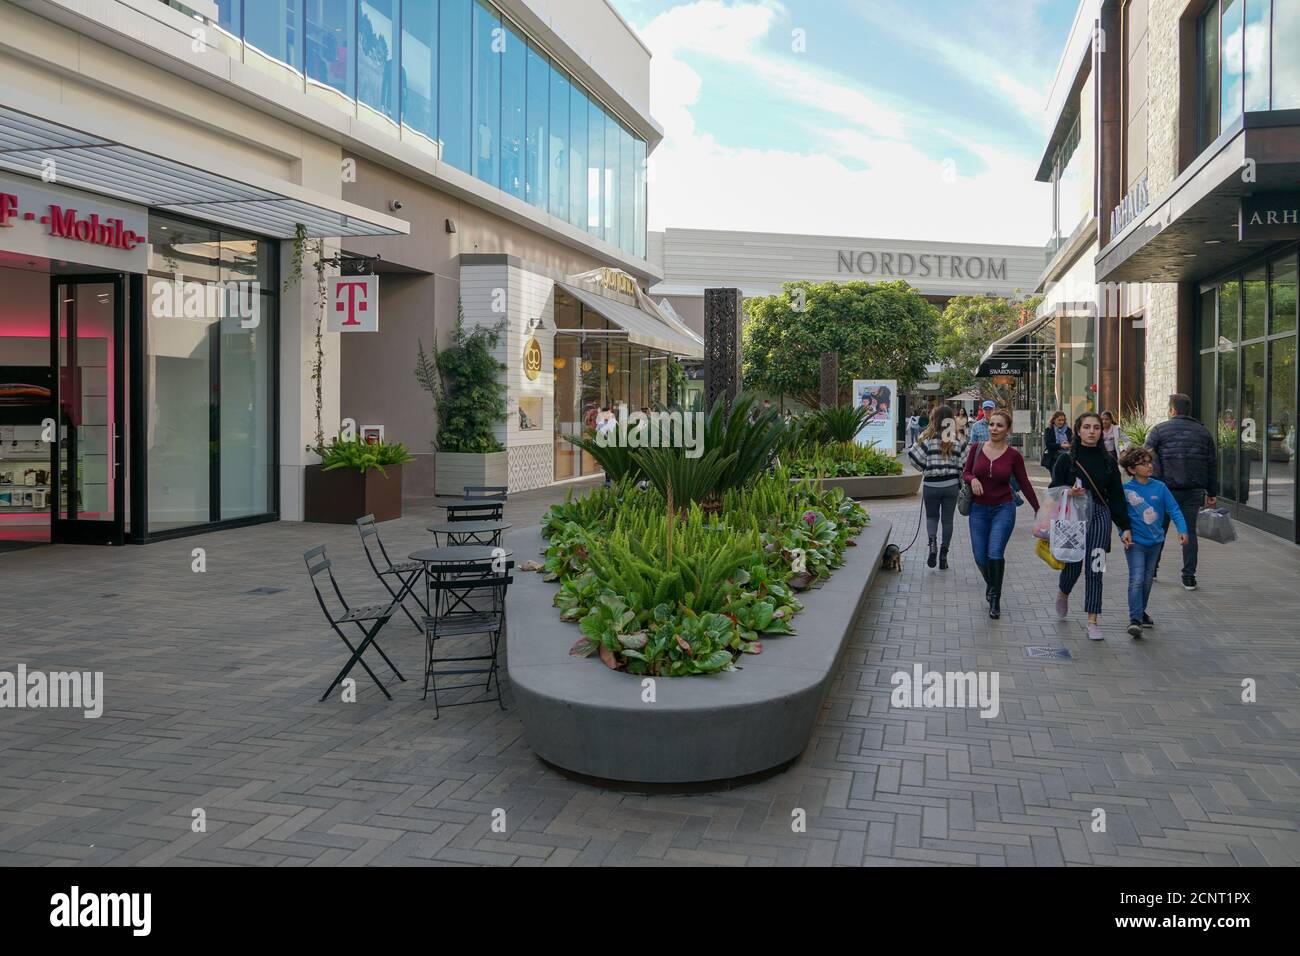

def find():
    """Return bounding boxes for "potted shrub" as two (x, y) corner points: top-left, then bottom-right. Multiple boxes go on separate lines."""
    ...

(304, 438), (414, 523)
(425, 303), (508, 496)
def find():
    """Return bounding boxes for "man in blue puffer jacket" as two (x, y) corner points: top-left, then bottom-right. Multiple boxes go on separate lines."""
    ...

(1147, 393), (1218, 591)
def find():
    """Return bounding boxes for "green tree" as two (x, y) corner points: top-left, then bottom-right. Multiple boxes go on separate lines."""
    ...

(742, 280), (939, 407)
(936, 293), (1043, 403)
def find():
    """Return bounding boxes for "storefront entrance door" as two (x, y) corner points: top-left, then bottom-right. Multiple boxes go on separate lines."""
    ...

(50, 275), (125, 545)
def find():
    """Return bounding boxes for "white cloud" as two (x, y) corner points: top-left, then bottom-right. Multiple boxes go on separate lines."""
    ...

(639, 0), (1051, 244)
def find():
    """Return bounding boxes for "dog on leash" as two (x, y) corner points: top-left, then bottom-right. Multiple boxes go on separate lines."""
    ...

(881, 543), (903, 571)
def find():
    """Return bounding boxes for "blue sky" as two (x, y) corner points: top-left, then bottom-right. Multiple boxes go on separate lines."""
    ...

(611, 0), (1081, 245)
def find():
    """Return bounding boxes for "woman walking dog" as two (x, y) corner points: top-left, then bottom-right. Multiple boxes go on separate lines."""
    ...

(963, 409), (1039, 619)
(908, 404), (968, 571)
(1049, 412), (1132, 640)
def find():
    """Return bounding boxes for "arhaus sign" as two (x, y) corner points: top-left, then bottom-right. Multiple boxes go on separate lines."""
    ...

(1239, 193), (1300, 241)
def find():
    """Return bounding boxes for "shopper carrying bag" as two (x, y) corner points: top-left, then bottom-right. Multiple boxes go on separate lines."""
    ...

(1049, 412), (1133, 641)
(962, 409), (1039, 620)
(1049, 481), (1089, 564)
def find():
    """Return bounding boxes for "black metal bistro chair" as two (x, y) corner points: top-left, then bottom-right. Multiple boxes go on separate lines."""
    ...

(357, 514), (429, 630)
(304, 545), (405, 702)
(422, 562), (512, 717)
(445, 485), (507, 522)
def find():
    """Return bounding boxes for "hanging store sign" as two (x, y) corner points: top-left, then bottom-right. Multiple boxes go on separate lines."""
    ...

(523, 336), (542, 380)
(327, 275), (379, 332)
(1239, 193), (1300, 241)
(0, 172), (148, 273)
(976, 358), (1028, 378)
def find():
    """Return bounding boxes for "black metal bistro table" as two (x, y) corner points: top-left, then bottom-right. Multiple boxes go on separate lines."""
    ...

(426, 519), (511, 547)
(408, 545), (514, 615)
(437, 497), (505, 522)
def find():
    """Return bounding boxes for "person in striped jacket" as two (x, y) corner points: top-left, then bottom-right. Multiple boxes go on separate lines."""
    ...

(907, 404), (970, 570)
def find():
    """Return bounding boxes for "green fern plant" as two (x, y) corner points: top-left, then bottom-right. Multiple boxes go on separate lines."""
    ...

(319, 437), (414, 477)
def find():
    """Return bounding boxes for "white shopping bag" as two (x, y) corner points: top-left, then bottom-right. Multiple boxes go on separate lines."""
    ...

(1050, 481), (1088, 564)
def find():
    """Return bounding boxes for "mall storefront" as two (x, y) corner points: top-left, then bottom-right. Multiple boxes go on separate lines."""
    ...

(0, 107), (404, 547)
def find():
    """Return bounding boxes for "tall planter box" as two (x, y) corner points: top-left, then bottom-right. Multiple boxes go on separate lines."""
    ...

(435, 451), (508, 496)
(304, 464), (403, 523)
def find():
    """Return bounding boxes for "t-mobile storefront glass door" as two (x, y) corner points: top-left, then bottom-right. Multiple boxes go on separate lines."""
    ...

(51, 274), (125, 545)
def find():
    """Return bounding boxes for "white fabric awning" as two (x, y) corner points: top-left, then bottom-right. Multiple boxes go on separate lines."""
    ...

(0, 103), (408, 239)
(558, 282), (705, 358)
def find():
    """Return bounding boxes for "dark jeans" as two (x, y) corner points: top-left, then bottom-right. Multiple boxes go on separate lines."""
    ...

(923, 483), (958, 545)
(968, 501), (1016, 566)
(1125, 541), (1162, 621)
(1155, 487), (1203, 579)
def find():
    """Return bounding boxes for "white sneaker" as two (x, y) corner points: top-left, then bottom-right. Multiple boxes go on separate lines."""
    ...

(1087, 623), (1104, 641)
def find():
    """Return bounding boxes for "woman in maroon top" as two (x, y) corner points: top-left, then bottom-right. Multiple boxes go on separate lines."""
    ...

(963, 409), (1040, 619)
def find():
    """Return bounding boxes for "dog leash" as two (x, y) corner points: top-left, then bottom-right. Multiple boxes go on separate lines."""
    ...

(895, 490), (926, 555)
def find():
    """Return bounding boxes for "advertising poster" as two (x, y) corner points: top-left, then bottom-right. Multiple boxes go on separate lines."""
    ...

(852, 379), (897, 451)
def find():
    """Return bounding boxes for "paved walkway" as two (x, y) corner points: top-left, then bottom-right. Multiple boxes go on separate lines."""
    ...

(0, 474), (1296, 866)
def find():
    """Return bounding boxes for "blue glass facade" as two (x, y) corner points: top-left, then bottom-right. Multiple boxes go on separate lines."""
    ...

(214, 0), (648, 259)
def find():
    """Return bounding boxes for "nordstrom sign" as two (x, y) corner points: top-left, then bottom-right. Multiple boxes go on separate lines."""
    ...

(837, 250), (1007, 281)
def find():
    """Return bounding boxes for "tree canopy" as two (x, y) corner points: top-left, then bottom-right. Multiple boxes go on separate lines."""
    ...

(936, 293), (1043, 403)
(741, 280), (939, 407)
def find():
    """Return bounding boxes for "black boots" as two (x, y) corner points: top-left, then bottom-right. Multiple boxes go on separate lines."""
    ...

(926, 536), (937, 568)
(987, 558), (1005, 619)
(938, 545), (949, 570)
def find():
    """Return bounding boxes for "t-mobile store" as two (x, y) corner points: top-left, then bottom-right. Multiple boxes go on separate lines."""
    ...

(0, 106), (404, 548)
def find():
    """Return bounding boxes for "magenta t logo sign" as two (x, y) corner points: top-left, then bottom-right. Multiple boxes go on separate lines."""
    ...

(327, 275), (380, 332)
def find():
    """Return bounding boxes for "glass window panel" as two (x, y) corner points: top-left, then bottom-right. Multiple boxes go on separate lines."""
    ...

(568, 83), (587, 230)
(620, 123), (634, 254)
(439, 0), (472, 172)
(1221, 0), (1244, 130)
(1275, 0), (1300, 108)
(634, 136), (646, 259)
(1219, 280), (1240, 345)
(401, 0), (437, 143)
(215, 0), (241, 34)
(525, 42), (548, 210)
(1243, 0), (1270, 110)
(305, 0), (355, 98)
(358, 0), (400, 121)
(1241, 341), (1267, 507)
(1199, 349), (1217, 430)
(1202, 2), (1220, 144)
(1243, 265), (1267, 339)
(1266, 336), (1296, 518)
(221, 292), (273, 520)
(587, 100), (604, 237)
(1198, 287), (1217, 351)
(549, 66), (570, 220)
(553, 331), (580, 480)
(245, 0), (302, 71)
(499, 20), (526, 199)
(1271, 253), (1297, 333)
(604, 108), (619, 242)
(471, 0), (500, 187)
(1218, 347), (1240, 498)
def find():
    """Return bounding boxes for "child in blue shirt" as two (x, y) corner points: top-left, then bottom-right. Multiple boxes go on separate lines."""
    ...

(1119, 446), (1188, 638)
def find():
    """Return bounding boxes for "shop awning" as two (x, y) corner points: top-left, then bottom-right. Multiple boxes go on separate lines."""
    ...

(979, 311), (1054, 368)
(557, 282), (705, 358)
(0, 103), (408, 239)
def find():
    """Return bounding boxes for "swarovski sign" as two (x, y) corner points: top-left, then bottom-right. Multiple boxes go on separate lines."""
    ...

(836, 250), (1007, 280)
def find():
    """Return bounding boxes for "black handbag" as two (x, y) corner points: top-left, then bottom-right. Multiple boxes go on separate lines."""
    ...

(957, 443), (981, 516)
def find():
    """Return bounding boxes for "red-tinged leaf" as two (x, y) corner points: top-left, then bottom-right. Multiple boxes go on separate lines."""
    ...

(846, 539), (857, 547)
(569, 637), (597, 658)
(598, 644), (621, 670)
(788, 571), (815, 591)
(675, 634), (694, 657)
(744, 641), (763, 654)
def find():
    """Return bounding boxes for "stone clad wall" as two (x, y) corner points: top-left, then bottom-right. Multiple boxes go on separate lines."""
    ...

(1141, 0), (1184, 414)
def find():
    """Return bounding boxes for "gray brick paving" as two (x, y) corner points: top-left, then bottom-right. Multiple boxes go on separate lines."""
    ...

(0, 470), (1297, 866)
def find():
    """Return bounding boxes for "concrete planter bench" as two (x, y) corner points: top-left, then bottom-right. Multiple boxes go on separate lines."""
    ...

(794, 469), (922, 499)
(505, 518), (892, 785)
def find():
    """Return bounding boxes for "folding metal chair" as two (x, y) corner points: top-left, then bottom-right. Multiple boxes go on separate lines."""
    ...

(433, 557), (515, 618)
(446, 485), (507, 522)
(304, 545), (405, 702)
(422, 564), (512, 717)
(357, 514), (429, 630)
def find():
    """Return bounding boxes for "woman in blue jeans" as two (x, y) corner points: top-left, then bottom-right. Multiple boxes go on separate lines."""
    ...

(962, 410), (1039, 619)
